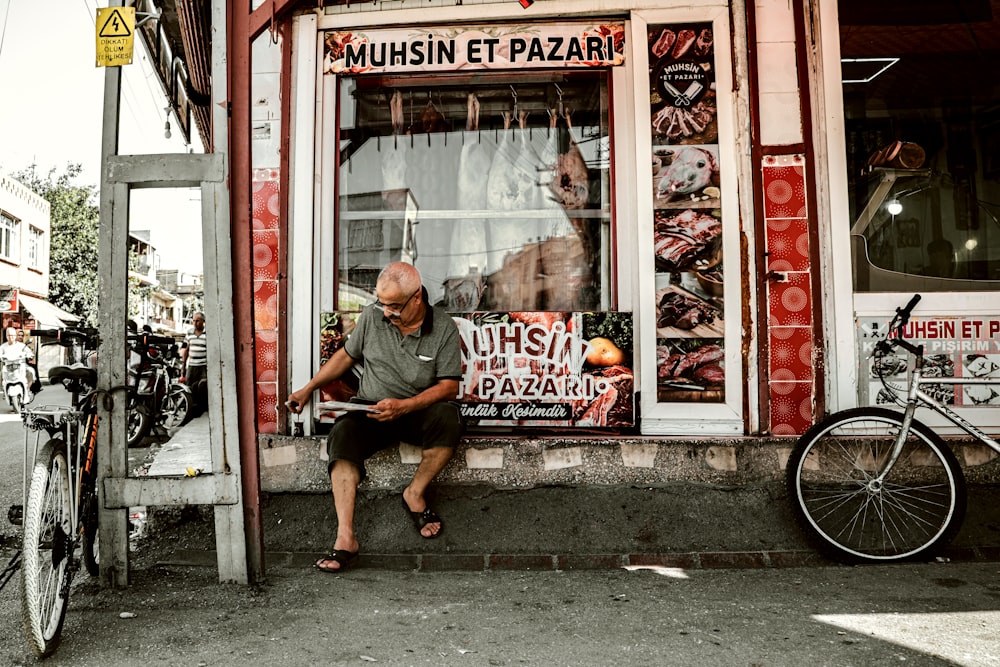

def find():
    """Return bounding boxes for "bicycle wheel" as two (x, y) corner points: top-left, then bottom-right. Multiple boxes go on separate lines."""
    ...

(786, 407), (966, 564)
(21, 439), (73, 658)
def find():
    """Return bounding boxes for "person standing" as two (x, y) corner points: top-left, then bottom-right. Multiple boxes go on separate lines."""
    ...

(181, 312), (208, 414)
(287, 262), (463, 573)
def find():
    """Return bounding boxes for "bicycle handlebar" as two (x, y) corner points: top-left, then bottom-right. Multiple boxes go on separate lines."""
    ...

(895, 294), (922, 328)
(29, 328), (99, 348)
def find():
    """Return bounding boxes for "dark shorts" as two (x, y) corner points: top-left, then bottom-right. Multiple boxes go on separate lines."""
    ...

(326, 402), (463, 481)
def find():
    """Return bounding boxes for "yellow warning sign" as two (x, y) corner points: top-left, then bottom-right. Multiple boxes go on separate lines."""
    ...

(96, 7), (135, 67)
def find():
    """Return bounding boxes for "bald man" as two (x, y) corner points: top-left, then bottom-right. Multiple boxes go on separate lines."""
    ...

(287, 262), (463, 573)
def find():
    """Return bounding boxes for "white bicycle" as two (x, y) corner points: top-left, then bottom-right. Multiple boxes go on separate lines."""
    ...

(786, 294), (1000, 563)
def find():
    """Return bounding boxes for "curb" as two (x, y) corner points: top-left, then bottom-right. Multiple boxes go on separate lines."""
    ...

(159, 546), (1000, 572)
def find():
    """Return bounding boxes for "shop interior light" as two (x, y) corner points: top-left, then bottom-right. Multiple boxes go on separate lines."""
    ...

(965, 238), (978, 251)
(886, 199), (903, 216)
(842, 57), (899, 84)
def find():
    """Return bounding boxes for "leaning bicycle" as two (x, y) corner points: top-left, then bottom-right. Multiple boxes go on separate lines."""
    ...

(786, 294), (1000, 564)
(18, 328), (101, 657)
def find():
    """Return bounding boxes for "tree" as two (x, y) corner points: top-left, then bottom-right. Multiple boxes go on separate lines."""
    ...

(13, 164), (100, 327)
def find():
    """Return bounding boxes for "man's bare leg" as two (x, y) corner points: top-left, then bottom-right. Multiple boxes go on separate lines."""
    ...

(317, 460), (362, 570)
(402, 446), (453, 538)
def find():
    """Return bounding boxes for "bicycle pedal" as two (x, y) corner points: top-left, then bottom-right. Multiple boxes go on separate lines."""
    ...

(7, 504), (23, 526)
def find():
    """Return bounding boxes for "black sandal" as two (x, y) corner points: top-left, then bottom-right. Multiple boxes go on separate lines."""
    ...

(314, 549), (358, 573)
(401, 495), (443, 539)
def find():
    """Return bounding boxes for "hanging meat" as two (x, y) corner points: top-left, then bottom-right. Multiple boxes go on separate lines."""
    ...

(548, 108), (590, 210)
(381, 90), (408, 200)
(448, 93), (491, 310)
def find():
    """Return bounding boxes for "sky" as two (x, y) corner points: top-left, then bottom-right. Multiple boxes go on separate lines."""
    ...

(0, 0), (205, 275)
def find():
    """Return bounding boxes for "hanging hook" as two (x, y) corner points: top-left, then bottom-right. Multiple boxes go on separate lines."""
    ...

(269, 1), (279, 44)
(554, 83), (564, 118)
(510, 85), (518, 115)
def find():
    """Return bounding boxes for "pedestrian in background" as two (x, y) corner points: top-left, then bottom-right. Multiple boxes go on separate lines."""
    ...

(181, 312), (208, 415)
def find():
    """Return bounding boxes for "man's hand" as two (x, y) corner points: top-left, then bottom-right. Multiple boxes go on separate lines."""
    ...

(368, 397), (408, 421)
(285, 389), (311, 414)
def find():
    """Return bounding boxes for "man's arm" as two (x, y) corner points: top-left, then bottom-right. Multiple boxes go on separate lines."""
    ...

(368, 378), (459, 422)
(286, 347), (357, 413)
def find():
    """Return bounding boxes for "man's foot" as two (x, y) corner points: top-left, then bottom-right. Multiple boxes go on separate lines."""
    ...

(401, 493), (443, 539)
(315, 537), (360, 572)
(315, 549), (358, 573)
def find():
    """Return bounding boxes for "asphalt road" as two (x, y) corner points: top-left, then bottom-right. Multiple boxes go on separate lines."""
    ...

(0, 559), (999, 666)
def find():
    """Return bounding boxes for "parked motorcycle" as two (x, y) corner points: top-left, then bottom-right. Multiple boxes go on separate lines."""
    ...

(1, 354), (35, 413)
(127, 333), (193, 447)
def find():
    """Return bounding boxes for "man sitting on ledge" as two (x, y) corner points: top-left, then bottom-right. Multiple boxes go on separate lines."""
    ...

(286, 262), (463, 573)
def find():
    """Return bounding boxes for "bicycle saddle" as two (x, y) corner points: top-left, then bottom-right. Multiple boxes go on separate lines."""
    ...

(49, 365), (98, 388)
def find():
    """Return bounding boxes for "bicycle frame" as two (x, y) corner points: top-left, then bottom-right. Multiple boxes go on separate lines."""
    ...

(21, 407), (89, 548)
(875, 344), (1000, 484)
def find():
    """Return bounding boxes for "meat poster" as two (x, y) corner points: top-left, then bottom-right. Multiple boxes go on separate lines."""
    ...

(315, 310), (635, 428)
(858, 315), (1000, 407)
(648, 22), (725, 404)
(454, 311), (634, 428)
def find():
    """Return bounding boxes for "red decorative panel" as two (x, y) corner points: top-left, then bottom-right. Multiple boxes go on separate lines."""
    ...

(766, 271), (811, 327)
(762, 155), (807, 219)
(256, 382), (278, 434)
(765, 216), (810, 273)
(763, 154), (815, 436)
(252, 170), (281, 434)
(253, 279), (278, 331)
(769, 381), (813, 435)
(253, 231), (279, 281)
(768, 326), (813, 382)
(255, 329), (278, 376)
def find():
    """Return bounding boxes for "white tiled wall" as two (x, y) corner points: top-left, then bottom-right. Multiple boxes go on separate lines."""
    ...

(755, 0), (803, 146)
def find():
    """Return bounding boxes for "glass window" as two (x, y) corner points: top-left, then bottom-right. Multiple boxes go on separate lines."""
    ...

(0, 212), (19, 263)
(27, 226), (43, 268)
(841, 3), (1000, 290)
(336, 71), (612, 311)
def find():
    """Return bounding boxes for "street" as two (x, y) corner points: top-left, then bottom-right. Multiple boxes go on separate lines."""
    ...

(0, 558), (999, 665)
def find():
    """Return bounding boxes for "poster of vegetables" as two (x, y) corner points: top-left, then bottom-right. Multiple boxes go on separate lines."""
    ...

(648, 22), (725, 404)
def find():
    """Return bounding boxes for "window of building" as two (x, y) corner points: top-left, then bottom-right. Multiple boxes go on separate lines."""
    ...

(841, 1), (1000, 290)
(335, 71), (612, 312)
(0, 212), (19, 263)
(27, 226), (43, 269)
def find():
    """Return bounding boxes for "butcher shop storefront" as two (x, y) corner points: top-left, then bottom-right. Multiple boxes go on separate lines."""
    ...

(282, 3), (747, 438)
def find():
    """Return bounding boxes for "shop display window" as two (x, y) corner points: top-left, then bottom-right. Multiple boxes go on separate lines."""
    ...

(335, 72), (611, 312)
(842, 3), (1000, 291)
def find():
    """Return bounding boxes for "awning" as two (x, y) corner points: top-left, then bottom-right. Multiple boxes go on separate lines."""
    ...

(18, 293), (82, 328)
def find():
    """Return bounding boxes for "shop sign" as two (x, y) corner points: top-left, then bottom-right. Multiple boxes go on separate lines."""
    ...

(0, 288), (18, 313)
(323, 23), (626, 75)
(317, 310), (634, 428)
(858, 315), (1000, 407)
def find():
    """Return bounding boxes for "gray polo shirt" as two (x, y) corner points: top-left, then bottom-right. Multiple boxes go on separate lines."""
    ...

(344, 299), (462, 402)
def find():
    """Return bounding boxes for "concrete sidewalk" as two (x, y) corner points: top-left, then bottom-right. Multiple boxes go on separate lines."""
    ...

(141, 417), (1000, 572)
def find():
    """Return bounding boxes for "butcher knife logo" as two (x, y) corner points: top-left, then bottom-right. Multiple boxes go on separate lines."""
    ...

(655, 61), (709, 108)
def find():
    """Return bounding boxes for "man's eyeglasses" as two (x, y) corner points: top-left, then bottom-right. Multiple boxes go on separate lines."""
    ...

(374, 289), (418, 319)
